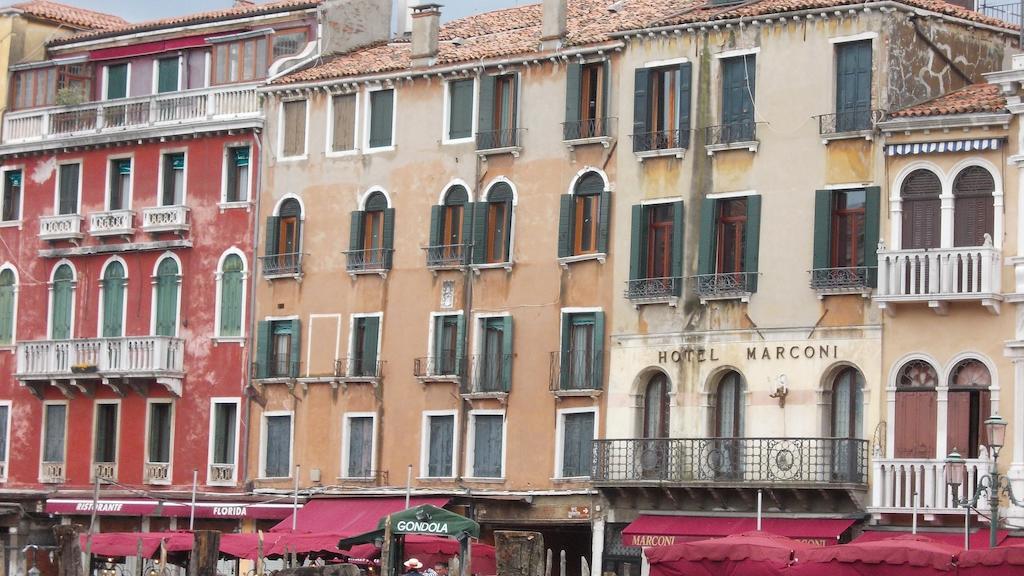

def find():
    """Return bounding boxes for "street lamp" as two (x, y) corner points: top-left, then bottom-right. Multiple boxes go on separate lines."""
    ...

(945, 415), (1022, 548)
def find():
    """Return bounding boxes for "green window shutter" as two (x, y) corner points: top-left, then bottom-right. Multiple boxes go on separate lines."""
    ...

(557, 194), (574, 258)
(264, 216), (280, 257)
(477, 75), (495, 135)
(597, 190), (611, 254)
(671, 201), (685, 295)
(220, 255), (243, 337)
(433, 315), (445, 361)
(155, 261), (179, 337)
(697, 198), (717, 276)
(864, 186), (881, 285)
(678, 62), (692, 148)
(0, 271), (14, 345)
(362, 317), (379, 374)
(102, 267), (125, 338)
(601, 60), (610, 119)
(369, 90), (394, 148)
(472, 202), (488, 265)
(559, 313), (571, 390)
(812, 190), (833, 271)
(106, 64), (127, 99)
(51, 276), (72, 340)
(629, 204), (644, 281)
(501, 316), (513, 392)
(744, 195), (762, 292)
(255, 320), (270, 378)
(632, 68), (649, 151)
(382, 208), (395, 269)
(593, 311), (605, 390)
(461, 203), (475, 263)
(455, 314), (466, 375)
(565, 62), (582, 126)
(349, 211), (364, 251)
(429, 205), (442, 247)
(157, 58), (179, 93)
(289, 318), (301, 377)
(448, 79), (474, 140)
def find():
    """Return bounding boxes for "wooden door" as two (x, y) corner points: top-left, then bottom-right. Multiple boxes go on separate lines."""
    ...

(894, 391), (937, 458)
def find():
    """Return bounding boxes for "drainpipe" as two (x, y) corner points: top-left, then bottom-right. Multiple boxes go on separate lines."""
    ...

(240, 127), (265, 490)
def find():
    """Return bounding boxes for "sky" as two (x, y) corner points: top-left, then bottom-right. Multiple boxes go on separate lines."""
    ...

(63, 0), (527, 23)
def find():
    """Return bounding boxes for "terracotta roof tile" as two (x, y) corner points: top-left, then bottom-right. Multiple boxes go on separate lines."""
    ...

(8, 0), (126, 30)
(48, 0), (320, 46)
(890, 82), (1007, 118)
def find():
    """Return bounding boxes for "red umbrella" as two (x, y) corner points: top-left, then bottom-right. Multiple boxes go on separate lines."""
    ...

(646, 531), (812, 576)
(959, 541), (1024, 576)
(219, 533), (285, 560)
(789, 534), (960, 576)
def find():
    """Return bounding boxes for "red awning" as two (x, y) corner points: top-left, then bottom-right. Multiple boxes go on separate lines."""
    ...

(45, 499), (294, 520)
(622, 515), (856, 547)
(645, 532), (812, 576)
(960, 541), (1024, 576)
(855, 529), (1011, 549)
(270, 497), (450, 534)
(88, 34), (216, 61)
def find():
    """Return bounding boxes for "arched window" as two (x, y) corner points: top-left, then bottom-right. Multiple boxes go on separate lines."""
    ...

(0, 268), (16, 345)
(101, 261), (126, 337)
(50, 264), (74, 339)
(153, 258), (180, 337)
(952, 167), (995, 247)
(218, 254), (245, 337)
(642, 374), (670, 439)
(831, 367), (864, 439)
(894, 360), (938, 458)
(901, 169), (941, 249)
(947, 359), (992, 458)
(263, 198), (302, 276)
(348, 191), (394, 271)
(559, 171), (609, 257)
(714, 371), (744, 437)
(480, 182), (513, 264)
(428, 185), (470, 266)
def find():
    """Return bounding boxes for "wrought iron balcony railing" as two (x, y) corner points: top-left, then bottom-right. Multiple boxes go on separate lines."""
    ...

(816, 108), (886, 135)
(563, 117), (615, 141)
(464, 353), (512, 395)
(345, 248), (393, 272)
(692, 272), (758, 300)
(337, 356), (382, 379)
(414, 354), (464, 379)
(259, 252), (303, 277)
(592, 437), (868, 486)
(424, 244), (471, 268)
(476, 128), (524, 151)
(631, 129), (690, 153)
(809, 267), (873, 293)
(705, 121), (758, 146)
(549, 350), (602, 392)
(625, 277), (683, 302)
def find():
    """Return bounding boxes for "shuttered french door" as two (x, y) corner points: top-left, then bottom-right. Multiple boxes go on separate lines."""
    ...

(835, 40), (872, 132)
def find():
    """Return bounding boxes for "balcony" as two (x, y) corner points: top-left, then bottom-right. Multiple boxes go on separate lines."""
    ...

(413, 354), (464, 383)
(563, 117), (615, 149)
(704, 122), (759, 154)
(692, 272), (757, 303)
(208, 463), (236, 486)
(16, 336), (185, 395)
(93, 462), (116, 482)
(259, 252), (303, 278)
(549, 350), (602, 397)
(345, 248), (392, 275)
(40, 461), (65, 484)
(462, 353), (512, 398)
(815, 108), (886, 142)
(875, 240), (1002, 313)
(2, 84), (261, 147)
(141, 205), (190, 234)
(631, 129), (690, 160)
(336, 357), (382, 384)
(809, 267), (873, 296)
(424, 244), (471, 270)
(476, 128), (524, 157)
(870, 456), (990, 516)
(39, 214), (83, 242)
(144, 462), (170, 485)
(89, 210), (135, 238)
(625, 277), (683, 305)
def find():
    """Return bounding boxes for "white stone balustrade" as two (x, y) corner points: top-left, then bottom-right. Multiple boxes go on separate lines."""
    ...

(89, 210), (135, 237)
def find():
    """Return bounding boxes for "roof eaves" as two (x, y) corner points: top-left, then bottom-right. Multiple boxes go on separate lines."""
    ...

(878, 111), (1011, 132)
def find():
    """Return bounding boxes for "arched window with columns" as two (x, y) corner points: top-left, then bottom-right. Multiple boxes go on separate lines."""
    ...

(901, 169), (941, 249)
(947, 359), (992, 458)
(952, 166), (995, 247)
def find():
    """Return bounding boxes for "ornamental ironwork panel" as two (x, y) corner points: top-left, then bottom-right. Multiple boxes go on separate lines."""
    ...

(337, 356), (383, 379)
(631, 129), (688, 153)
(414, 354), (464, 379)
(259, 252), (302, 276)
(563, 117), (615, 141)
(424, 244), (471, 268)
(344, 248), (393, 272)
(816, 109), (886, 135)
(624, 277), (681, 301)
(465, 353), (512, 394)
(704, 121), (757, 146)
(692, 272), (757, 298)
(476, 128), (524, 150)
(548, 350), (600, 391)
(809, 267), (873, 291)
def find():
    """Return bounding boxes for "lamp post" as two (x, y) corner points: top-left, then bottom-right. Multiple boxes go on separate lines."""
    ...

(945, 415), (1023, 548)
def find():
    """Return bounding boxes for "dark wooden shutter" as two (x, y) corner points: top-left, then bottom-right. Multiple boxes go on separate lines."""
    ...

(629, 205), (644, 280)
(946, 391), (971, 457)
(894, 391), (937, 458)
(864, 187), (881, 283)
(449, 79), (474, 140)
(264, 216), (280, 257)
(953, 167), (995, 247)
(670, 201), (685, 294)
(477, 75), (495, 135)
(597, 190), (611, 254)
(455, 314), (466, 374)
(901, 170), (941, 249)
(265, 415), (291, 477)
(632, 68), (649, 152)
(697, 198), (717, 275)
(332, 93), (357, 151)
(282, 100), (306, 156)
(382, 208), (395, 268)
(349, 211), (364, 250)
(255, 320), (270, 378)
(565, 62), (582, 126)
(601, 60), (610, 120)
(592, 311), (605, 390)
(106, 63), (127, 99)
(288, 318), (301, 377)
(678, 62), (692, 148)
(501, 316), (513, 392)
(557, 194), (574, 258)
(429, 205), (442, 247)
(813, 189), (832, 271)
(744, 196), (761, 291)
(835, 41), (872, 130)
(559, 313), (571, 389)
(461, 203), (475, 262)
(369, 90), (394, 148)
(472, 202), (488, 264)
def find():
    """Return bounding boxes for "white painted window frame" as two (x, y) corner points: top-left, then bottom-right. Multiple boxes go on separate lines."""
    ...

(465, 409), (507, 480)
(419, 409), (459, 480)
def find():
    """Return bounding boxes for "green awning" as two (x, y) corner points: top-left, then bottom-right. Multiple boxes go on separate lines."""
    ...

(337, 529), (385, 550)
(379, 505), (480, 539)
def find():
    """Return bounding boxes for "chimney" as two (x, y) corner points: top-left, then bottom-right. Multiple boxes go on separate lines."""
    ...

(410, 3), (441, 66)
(539, 0), (567, 51)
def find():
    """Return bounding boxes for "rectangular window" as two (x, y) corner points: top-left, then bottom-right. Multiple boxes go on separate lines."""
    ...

(426, 414), (455, 478)
(12, 68), (56, 109)
(161, 153), (185, 206)
(566, 314), (595, 390)
(225, 147), (250, 203)
(628, 202), (684, 298)
(57, 163), (80, 215)
(156, 57), (179, 94)
(345, 415), (373, 478)
(482, 317), (506, 392)
(104, 63), (128, 100)
(368, 89), (395, 149)
(716, 198), (748, 274)
(0, 404), (9, 468)
(147, 402), (172, 464)
(649, 66), (680, 142)
(720, 56), (756, 142)
(494, 75), (517, 133)
(835, 40), (872, 132)
(560, 411), (595, 478)
(282, 100), (307, 158)
(697, 195), (761, 295)
(43, 404), (66, 463)
(352, 316), (380, 377)
(213, 37), (269, 85)
(447, 78), (474, 141)
(471, 413), (503, 478)
(256, 319), (300, 379)
(108, 158), (131, 210)
(631, 63), (691, 152)
(433, 314), (460, 376)
(271, 321), (293, 378)
(831, 190), (866, 268)
(486, 200), (511, 263)
(272, 30), (307, 60)
(574, 193), (600, 255)
(263, 413), (291, 478)
(93, 403), (119, 464)
(211, 401), (237, 465)
(330, 93), (357, 152)
(3, 170), (21, 222)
